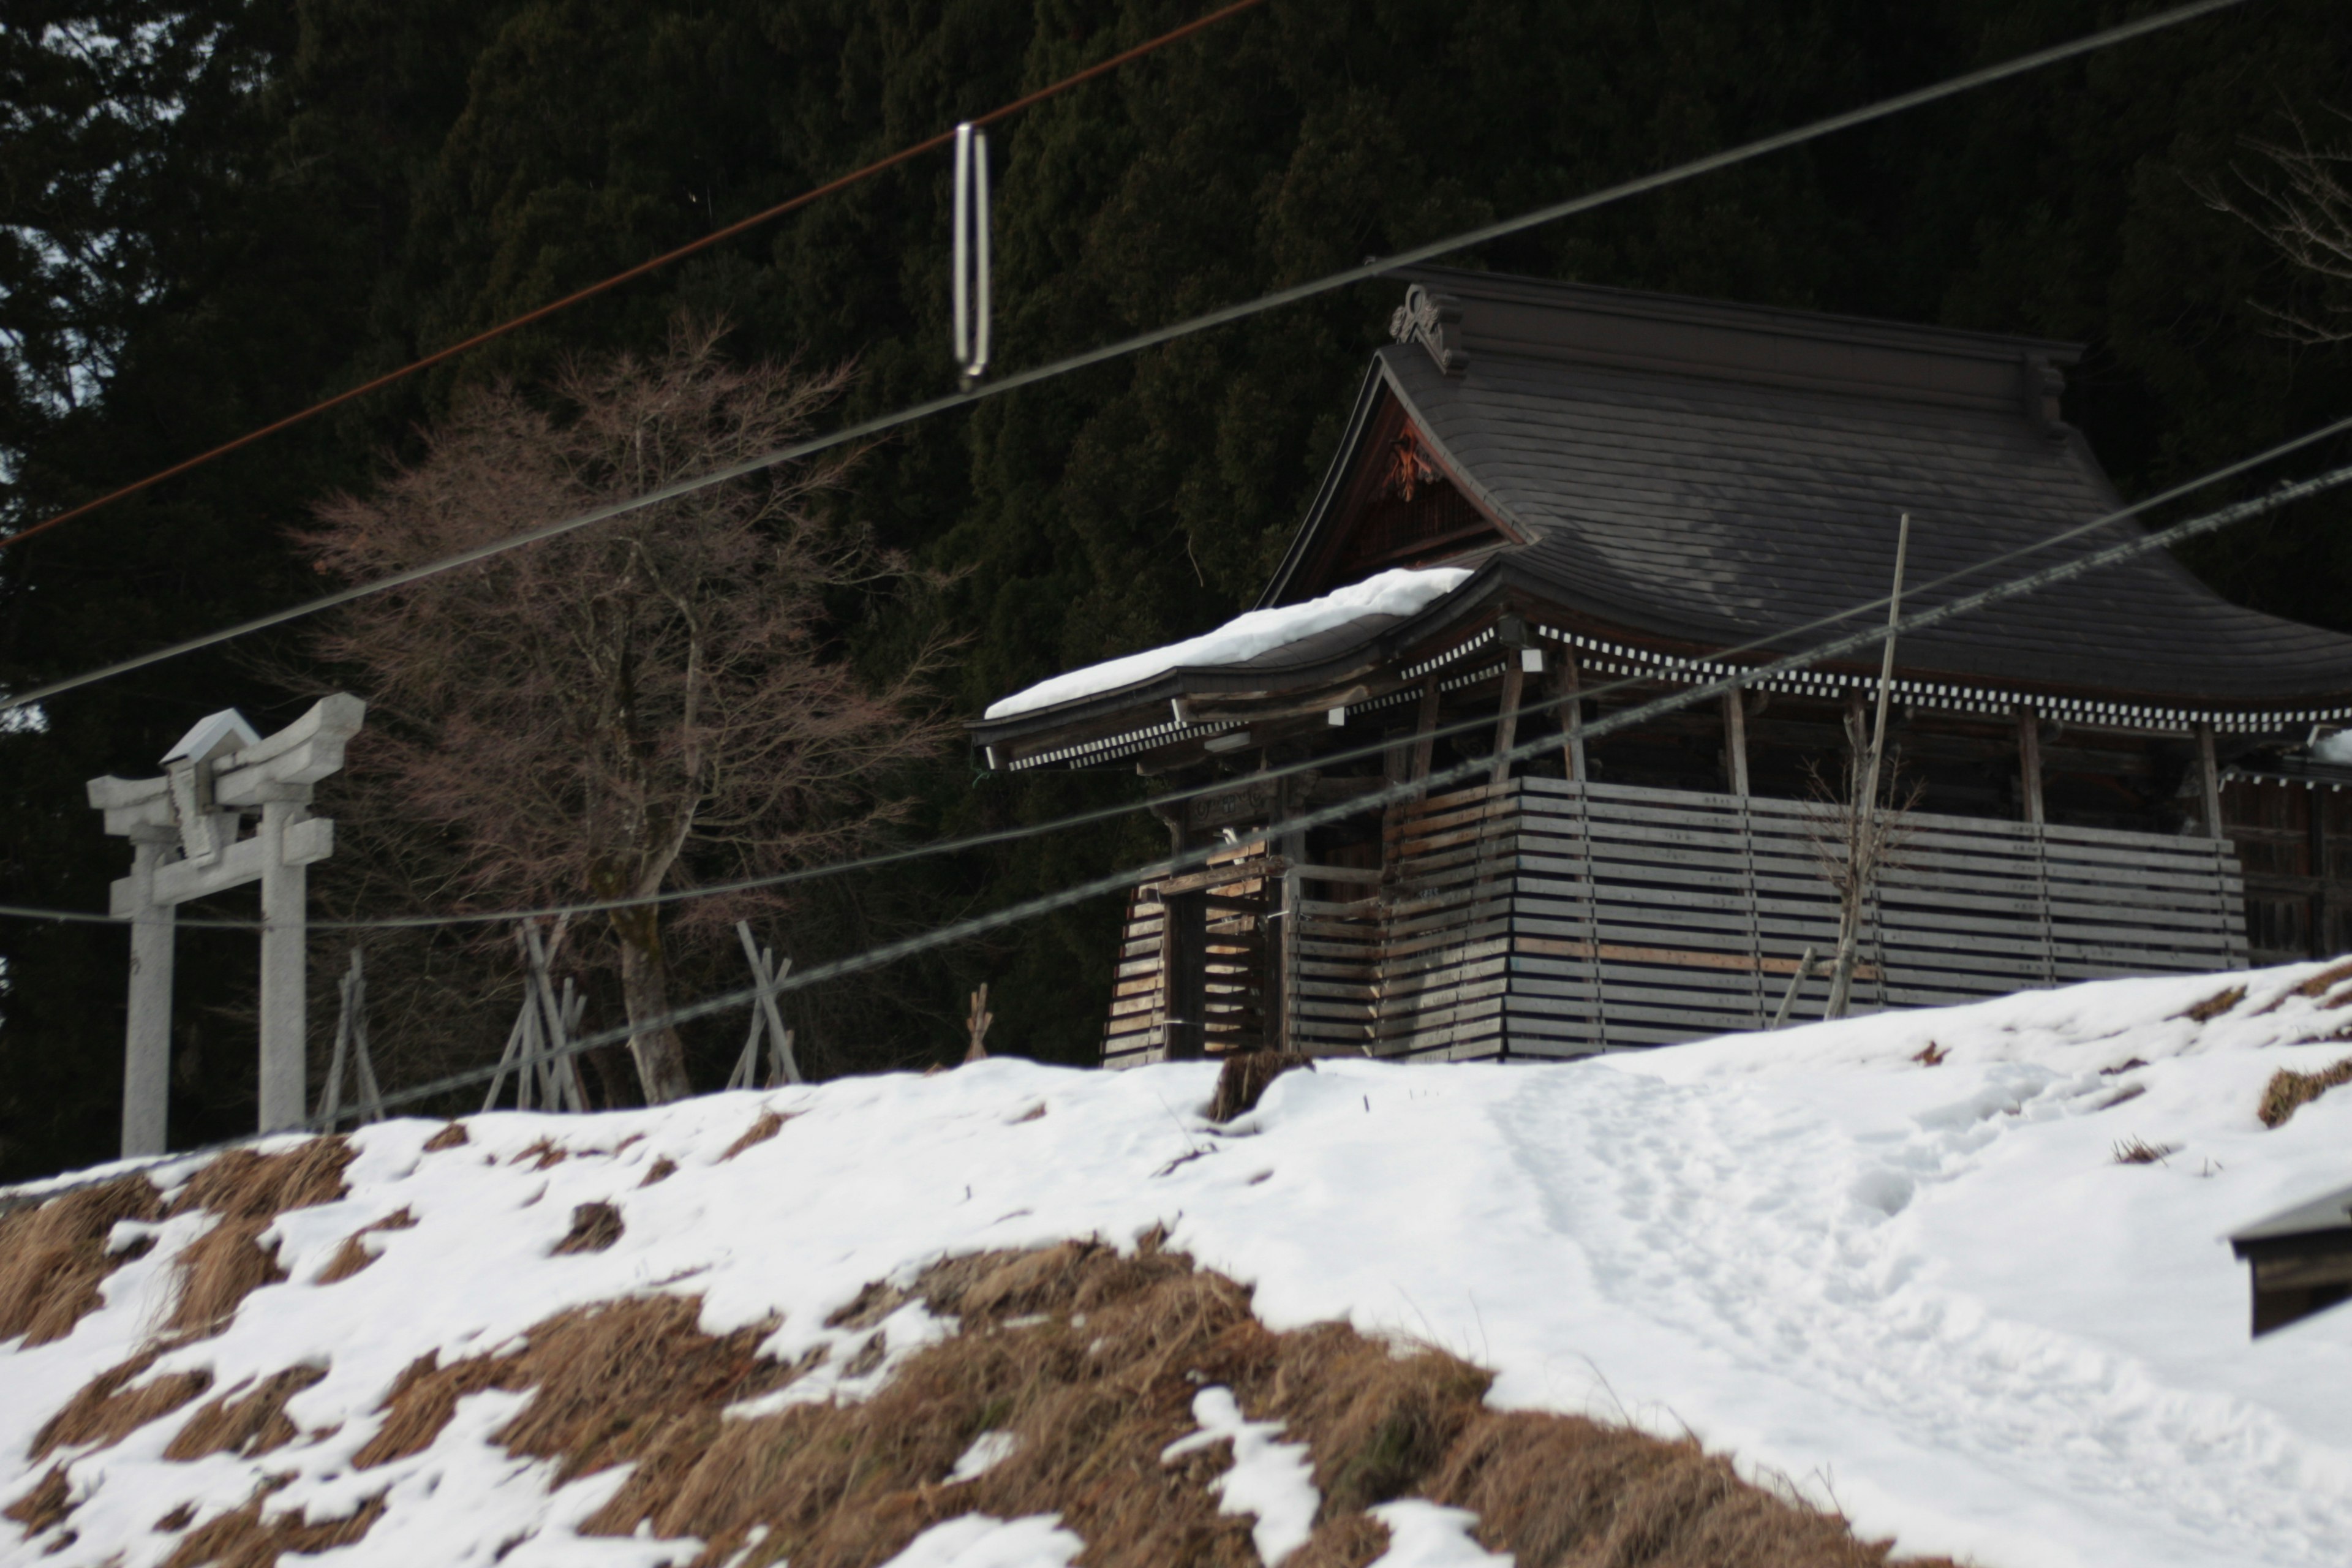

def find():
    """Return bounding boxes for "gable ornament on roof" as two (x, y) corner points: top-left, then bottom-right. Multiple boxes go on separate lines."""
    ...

(1389, 284), (1468, 375)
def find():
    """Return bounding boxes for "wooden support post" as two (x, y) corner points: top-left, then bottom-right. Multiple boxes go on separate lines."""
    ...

(1722, 686), (1749, 797)
(1557, 652), (1585, 782)
(255, 797), (308, 1133)
(2017, 705), (2045, 826)
(1491, 658), (1527, 790)
(1161, 815), (1208, 1060)
(122, 832), (175, 1157)
(2195, 721), (2224, 840)
(1409, 678), (1441, 794)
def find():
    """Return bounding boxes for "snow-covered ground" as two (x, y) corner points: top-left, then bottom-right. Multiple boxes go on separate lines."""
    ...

(9, 961), (2352, 1567)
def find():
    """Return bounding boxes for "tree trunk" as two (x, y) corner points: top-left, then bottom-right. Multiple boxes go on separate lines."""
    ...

(616, 930), (695, 1103)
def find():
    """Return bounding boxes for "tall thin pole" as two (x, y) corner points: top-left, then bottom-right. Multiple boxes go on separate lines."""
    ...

(1825, 513), (1910, 1020)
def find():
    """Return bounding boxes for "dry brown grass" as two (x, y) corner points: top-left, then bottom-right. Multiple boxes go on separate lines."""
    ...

(312, 1236), (1951, 1568)
(165, 1139), (354, 1337)
(642, 1156), (680, 1186)
(317, 1209), (418, 1284)
(554, 1202), (624, 1254)
(2179, 986), (2247, 1022)
(423, 1123), (469, 1152)
(2, 1466), (70, 1533)
(722, 1110), (788, 1160)
(0, 1174), (164, 1346)
(2258, 958), (2352, 1013)
(1211, 1051), (1317, 1121)
(2112, 1136), (2175, 1165)
(158, 1485), (387, 1568)
(2260, 1057), (2352, 1128)
(164, 1366), (328, 1460)
(33, 1347), (214, 1458)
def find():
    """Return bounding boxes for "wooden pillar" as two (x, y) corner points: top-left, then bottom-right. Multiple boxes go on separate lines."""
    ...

(257, 797), (309, 1131)
(1160, 813), (1208, 1060)
(2016, 705), (2045, 826)
(122, 831), (176, 1157)
(1556, 652), (1585, 782)
(1491, 658), (1528, 790)
(1722, 686), (1749, 797)
(2194, 721), (2224, 840)
(1410, 679), (1441, 794)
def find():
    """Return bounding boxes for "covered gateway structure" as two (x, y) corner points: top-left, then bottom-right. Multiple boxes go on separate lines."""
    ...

(970, 268), (2352, 1064)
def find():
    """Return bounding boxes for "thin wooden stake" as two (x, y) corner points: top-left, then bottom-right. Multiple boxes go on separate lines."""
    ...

(348, 950), (383, 1123)
(317, 954), (355, 1126)
(1826, 513), (1910, 1020)
(1769, 946), (1820, 1031)
(965, 982), (994, 1063)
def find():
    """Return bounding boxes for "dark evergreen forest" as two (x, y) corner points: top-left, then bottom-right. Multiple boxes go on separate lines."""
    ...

(5, 0), (2350, 1180)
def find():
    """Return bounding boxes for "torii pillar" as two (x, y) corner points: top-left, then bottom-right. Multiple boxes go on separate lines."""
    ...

(86, 695), (365, 1155)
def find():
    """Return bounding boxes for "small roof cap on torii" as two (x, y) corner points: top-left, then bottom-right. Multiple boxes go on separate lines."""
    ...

(162, 708), (262, 767)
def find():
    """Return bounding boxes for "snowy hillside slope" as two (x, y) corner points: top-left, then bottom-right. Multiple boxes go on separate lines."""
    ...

(9, 960), (2352, 1568)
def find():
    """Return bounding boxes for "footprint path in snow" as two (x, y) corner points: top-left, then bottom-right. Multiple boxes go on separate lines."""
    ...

(1494, 1065), (2352, 1566)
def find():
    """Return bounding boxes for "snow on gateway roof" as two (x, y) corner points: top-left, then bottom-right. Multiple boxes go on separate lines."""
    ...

(982, 566), (1471, 720)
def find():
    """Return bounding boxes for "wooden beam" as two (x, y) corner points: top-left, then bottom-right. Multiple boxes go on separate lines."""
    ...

(1722, 685), (1749, 796)
(2016, 704), (2045, 826)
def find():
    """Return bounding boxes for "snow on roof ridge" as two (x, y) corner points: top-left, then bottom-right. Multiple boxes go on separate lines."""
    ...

(983, 566), (1472, 721)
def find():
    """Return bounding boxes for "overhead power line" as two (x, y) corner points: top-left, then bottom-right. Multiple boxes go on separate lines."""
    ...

(0, 0), (2252, 722)
(0, 0), (1270, 554)
(7, 398), (2350, 935)
(2, 451), (2335, 1205)
(333, 457), (2352, 1125)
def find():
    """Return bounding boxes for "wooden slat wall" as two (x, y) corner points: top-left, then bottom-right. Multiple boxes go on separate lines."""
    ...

(1106, 778), (2247, 1068)
(1376, 778), (2247, 1062)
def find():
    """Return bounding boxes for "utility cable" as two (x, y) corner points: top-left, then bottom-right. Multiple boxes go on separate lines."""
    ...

(0, 0), (2251, 720)
(322, 458), (2352, 1125)
(6, 447), (2345, 1197)
(9, 400), (2351, 933)
(0, 0), (1270, 554)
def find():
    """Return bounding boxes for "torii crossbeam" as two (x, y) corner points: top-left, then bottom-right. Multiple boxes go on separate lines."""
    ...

(86, 695), (364, 1155)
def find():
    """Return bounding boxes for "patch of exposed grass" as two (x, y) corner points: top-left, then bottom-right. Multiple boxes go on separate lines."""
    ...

(1211, 1050), (1316, 1121)
(2260, 1057), (2352, 1128)
(164, 1366), (327, 1460)
(722, 1111), (787, 1161)
(34, 1348), (213, 1459)
(2113, 1136), (2175, 1165)
(2179, 986), (2245, 1023)
(0, 1175), (163, 1346)
(317, 1209), (417, 1284)
(167, 1139), (353, 1337)
(553, 1202), (624, 1255)
(339, 1237), (1953, 1568)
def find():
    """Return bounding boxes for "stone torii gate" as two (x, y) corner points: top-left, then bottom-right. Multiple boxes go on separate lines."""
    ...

(86, 695), (365, 1155)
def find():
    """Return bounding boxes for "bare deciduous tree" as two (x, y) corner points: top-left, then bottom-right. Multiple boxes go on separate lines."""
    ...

(2195, 104), (2352, 344)
(303, 323), (948, 1102)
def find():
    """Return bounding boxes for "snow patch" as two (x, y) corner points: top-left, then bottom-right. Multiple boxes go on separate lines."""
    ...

(1163, 1385), (1320, 1567)
(948, 1430), (1019, 1483)
(1366, 1500), (1512, 1566)
(877, 1513), (1083, 1568)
